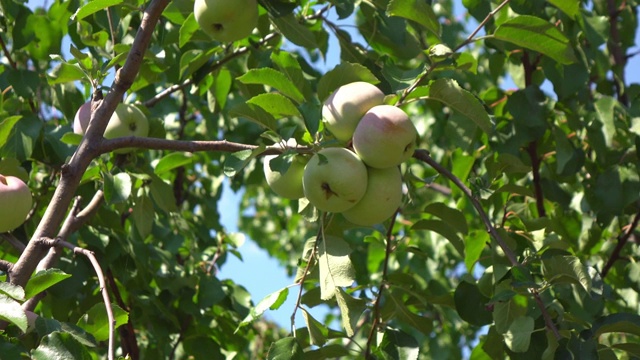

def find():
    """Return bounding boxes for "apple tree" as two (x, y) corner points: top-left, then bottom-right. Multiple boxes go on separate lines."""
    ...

(1, 0), (640, 358)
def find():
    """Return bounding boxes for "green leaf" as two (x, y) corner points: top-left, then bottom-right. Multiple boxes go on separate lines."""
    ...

(0, 294), (27, 333)
(31, 331), (93, 360)
(102, 172), (132, 204)
(454, 280), (492, 326)
(60, 132), (83, 146)
(411, 219), (465, 257)
(465, 230), (489, 271)
(378, 328), (420, 360)
(387, 0), (441, 37)
(267, 337), (304, 360)
(132, 193), (154, 238)
(47, 62), (86, 85)
(229, 101), (278, 131)
(594, 96), (620, 147)
(0, 281), (25, 301)
(383, 289), (433, 334)
(223, 146), (266, 177)
(271, 51), (312, 101)
(246, 93), (302, 119)
(301, 308), (328, 346)
(335, 288), (367, 337)
(0, 116), (22, 150)
(493, 293), (528, 334)
(587, 313), (640, 338)
(24, 269), (72, 300)
(237, 68), (305, 104)
(409, 79), (493, 133)
(154, 152), (194, 176)
(271, 13), (317, 48)
(422, 202), (469, 235)
(611, 343), (640, 357)
(548, 0), (580, 18)
(494, 15), (577, 64)
(318, 235), (356, 300)
(179, 13), (199, 48)
(504, 316), (534, 353)
(34, 317), (98, 347)
(71, 0), (123, 21)
(76, 303), (128, 342)
(317, 62), (380, 102)
(149, 175), (178, 213)
(237, 287), (289, 330)
(541, 255), (591, 293)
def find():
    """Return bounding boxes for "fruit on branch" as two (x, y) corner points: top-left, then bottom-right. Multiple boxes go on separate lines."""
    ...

(352, 105), (417, 169)
(263, 153), (308, 199)
(194, 0), (259, 43)
(73, 101), (92, 134)
(322, 82), (385, 142)
(0, 174), (33, 233)
(303, 147), (368, 213)
(343, 166), (403, 226)
(103, 103), (150, 154)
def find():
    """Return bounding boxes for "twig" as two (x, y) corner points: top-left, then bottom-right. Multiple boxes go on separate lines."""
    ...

(413, 150), (518, 265)
(606, 0), (628, 106)
(98, 136), (311, 155)
(412, 149), (562, 340)
(364, 210), (399, 358)
(1, 233), (26, 253)
(601, 209), (640, 278)
(396, 0), (511, 106)
(0, 260), (12, 272)
(143, 32), (279, 108)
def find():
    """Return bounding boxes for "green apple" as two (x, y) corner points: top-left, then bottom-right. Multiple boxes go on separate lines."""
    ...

(352, 105), (417, 169)
(343, 166), (403, 226)
(0, 174), (33, 233)
(303, 147), (368, 213)
(194, 0), (259, 43)
(73, 101), (92, 135)
(104, 103), (150, 154)
(322, 82), (385, 142)
(263, 153), (308, 199)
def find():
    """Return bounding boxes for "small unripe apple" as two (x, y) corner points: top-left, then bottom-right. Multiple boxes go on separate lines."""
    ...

(343, 166), (403, 226)
(73, 101), (92, 134)
(104, 103), (150, 154)
(0, 174), (32, 233)
(194, 0), (259, 43)
(322, 82), (385, 142)
(303, 147), (368, 213)
(263, 153), (307, 199)
(352, 105), (417, 169)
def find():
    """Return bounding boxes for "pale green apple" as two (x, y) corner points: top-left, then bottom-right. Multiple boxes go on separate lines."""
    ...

(0, 174), (33, 233)
(104, 103), (150, 154)
(73, 101), (92, 134)
(352, 105), (417, 169)
(343, 166), (403, 226)
(194, 0), (259, 43)
(263, 153), (308, 199)
(322, 82), (385, 142)
(302, 147), (368, 213)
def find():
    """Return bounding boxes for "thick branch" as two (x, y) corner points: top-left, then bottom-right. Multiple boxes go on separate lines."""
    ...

(8, 0), (170, 289)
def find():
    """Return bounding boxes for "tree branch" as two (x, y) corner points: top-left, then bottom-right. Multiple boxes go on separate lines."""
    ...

(1, 233), (26, 253)
(412, 149), (561, 340)
(7, 0), (170, 289)
(365, 209), (400, 358)
(0, 259), (12, 272)
(606, 0), (629, 106)
(601, 209), (640, 278)
(143, 32), (280, 108)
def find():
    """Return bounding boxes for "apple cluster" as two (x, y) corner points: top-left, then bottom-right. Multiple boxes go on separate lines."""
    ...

(73, 102), (150, 154)
(0, 174), (32, 233)
(264, 82), (418, 226)
(193, 0), (259, 43)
